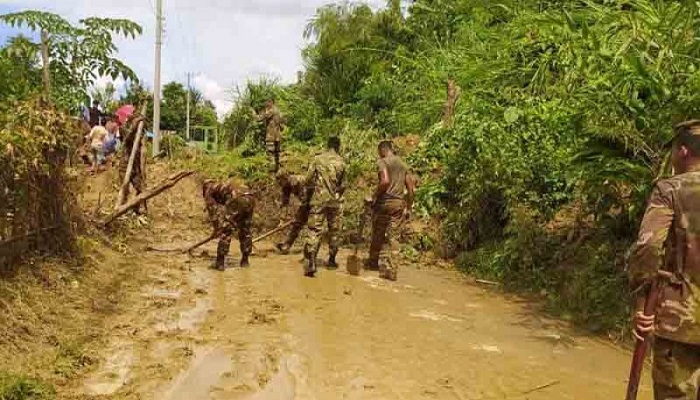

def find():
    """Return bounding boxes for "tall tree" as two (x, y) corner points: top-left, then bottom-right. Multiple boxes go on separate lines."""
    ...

(0, 11), (142, 110)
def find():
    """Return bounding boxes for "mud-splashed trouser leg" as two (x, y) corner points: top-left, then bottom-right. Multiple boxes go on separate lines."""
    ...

(273, 141), (281, 172)
(235, 212), (253, 258)
(326, 207), (340, 263)
(653, 337), (700, 400)
(305, 207), (323, 262)
(285, 204), (311, 247)
(216, 229), (233, 269)
(368, 199), (405, 275)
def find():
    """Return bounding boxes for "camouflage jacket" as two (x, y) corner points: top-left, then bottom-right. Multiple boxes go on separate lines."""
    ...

(304, 150), (346, 208)
(281, 174), (306, 207)
(262, 106), (282, 142)
(628, 170), (700, 344)
(202, 181), (254, 228)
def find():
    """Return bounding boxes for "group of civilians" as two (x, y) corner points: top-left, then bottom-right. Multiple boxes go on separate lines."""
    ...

(82, 100), (121, 174)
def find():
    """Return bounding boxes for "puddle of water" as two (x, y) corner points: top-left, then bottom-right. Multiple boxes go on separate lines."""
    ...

(156, 298), (213, 333)
(143, 288), (182, 300)
(247, 354), (311, 400)
(160, 347), (232, 400)
(471, 344), (502, 354)
(84, 344), (135, 396)
(410, 310), (463, 323)
(179, 298), (213, 331)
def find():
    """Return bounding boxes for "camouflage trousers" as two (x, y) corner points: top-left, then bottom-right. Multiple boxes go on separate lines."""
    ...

(304, 205), (340, 262)
(266, 140), (280, 172)
(369, 199), (405, 276)
(284, 204), (311, 248)
(653, 337), (700, 400)
(215, 212), (253, 265)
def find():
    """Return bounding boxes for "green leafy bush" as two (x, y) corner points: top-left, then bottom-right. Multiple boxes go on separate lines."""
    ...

(0, 373), (54, 400)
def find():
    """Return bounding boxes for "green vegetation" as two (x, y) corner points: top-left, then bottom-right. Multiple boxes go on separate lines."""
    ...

(0, 11), (141, 271)
(0, 11), (142, 110)
(0, 373), (54, 400)
(215, 0), (700, 337)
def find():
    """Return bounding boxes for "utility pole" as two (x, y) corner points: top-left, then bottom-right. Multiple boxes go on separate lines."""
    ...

(186, 72), (191, 141)
(152, 0), (163, 156)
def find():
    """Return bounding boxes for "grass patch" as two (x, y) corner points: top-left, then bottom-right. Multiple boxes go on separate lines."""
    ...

(0, 373), (54, 400)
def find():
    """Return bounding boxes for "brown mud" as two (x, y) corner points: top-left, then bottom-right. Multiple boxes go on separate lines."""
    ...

(54, 163), (651, 400)
(6, 164), (653, 399)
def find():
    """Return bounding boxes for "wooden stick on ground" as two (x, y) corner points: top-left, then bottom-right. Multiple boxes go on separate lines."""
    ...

(101, 170), (194, 226)
(520, 380), (560, 395)
(184, 220), (294, 254)
(253, 220), (293, 243)
(149, 220), (295, 254)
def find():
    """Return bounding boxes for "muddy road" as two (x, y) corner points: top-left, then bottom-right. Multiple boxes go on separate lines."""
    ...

(69, 175), (652, 400)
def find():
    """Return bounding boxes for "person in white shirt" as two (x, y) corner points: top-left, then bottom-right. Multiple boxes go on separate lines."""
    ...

(88, 124), (108, 173)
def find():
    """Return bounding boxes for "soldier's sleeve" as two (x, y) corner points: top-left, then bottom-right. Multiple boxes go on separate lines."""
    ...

(304, 158), (317, 186)
(337, 160), (347, 197)
(202, 186), (217, 220)
(627, 180), (674, 295)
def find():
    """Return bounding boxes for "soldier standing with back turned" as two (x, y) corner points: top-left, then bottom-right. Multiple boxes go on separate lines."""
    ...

(302, 136), (346, 277)
(628, 120), (700, 399)
(260, 99), (283, 172)
(367, 140), (415, 281)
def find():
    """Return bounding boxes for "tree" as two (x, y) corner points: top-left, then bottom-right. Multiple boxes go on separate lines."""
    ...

(90, 82), (117, 113)
(0, 35), (42, 105)
(0, 11), (142, 110)
(194, 100), (218, 127)
(161, 82), (187, 131)
(160, 81), (219, 134)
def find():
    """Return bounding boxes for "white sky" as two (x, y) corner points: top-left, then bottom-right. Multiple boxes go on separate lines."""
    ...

(0, 0), (386, 117)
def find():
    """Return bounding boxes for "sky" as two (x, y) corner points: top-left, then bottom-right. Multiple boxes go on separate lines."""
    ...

(0, 0), (386, 118)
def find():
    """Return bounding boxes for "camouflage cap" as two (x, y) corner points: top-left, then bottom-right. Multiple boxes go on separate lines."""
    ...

(671, 120), (700, 153)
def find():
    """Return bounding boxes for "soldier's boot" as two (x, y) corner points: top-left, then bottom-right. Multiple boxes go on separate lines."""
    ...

(379, 259), (397, 281)
(303, 247), (317, 277)
(304, 257), (317, 277)
(275, 242), (291, 255)
(240, 254), (250, 268)
(326, 249), (338, 270)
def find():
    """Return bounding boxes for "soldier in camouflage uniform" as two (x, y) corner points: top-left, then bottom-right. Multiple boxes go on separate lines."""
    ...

(260, 99), (283, 172)
(628, 120), (700, 400)
(118, 112), (146, 212)
(274, 169), (311, 254)
(302, 136), (346, 277)
(202, 179), (255, 270)
(367, 140), (415, 281)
